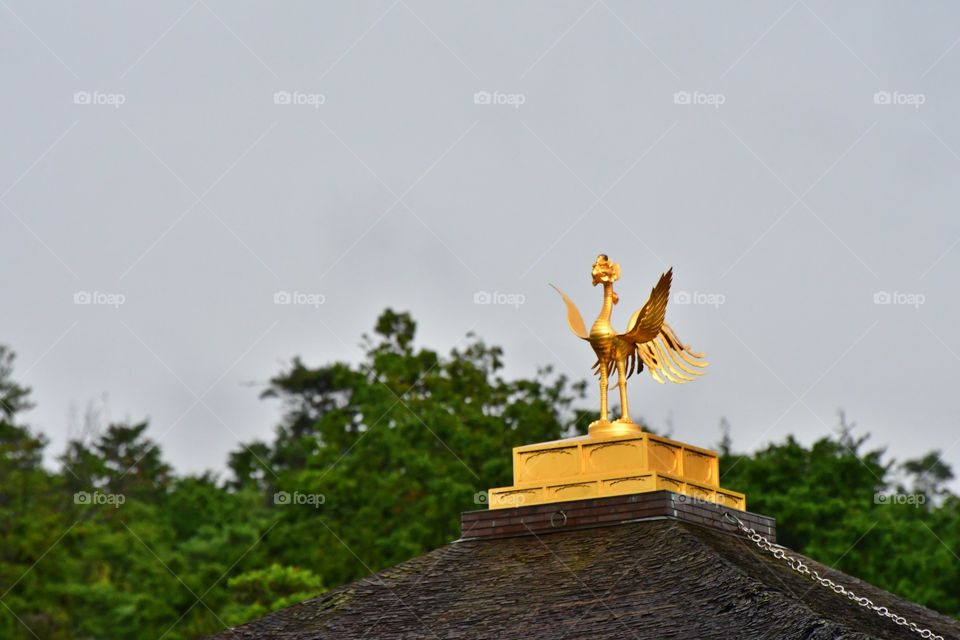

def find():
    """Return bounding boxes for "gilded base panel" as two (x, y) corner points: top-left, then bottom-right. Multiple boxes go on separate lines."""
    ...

(488, 431), (745, 511)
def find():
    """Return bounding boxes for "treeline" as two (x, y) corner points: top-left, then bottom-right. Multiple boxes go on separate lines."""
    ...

(0, 310), (957, 638)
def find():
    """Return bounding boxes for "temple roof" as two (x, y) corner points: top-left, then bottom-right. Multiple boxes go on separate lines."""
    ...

(209, 497), (959, 640)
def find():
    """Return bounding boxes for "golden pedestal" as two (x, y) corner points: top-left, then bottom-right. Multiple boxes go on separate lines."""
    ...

(487, 429), (745, 511)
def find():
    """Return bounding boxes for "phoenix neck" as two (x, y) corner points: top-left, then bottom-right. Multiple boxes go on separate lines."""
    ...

(596, 283), (615, 328)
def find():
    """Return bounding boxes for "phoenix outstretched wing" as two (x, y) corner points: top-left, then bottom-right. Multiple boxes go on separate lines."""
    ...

(618, 268), (708, 384)
(621, 268), (672, 344)
(550, 284), (588, 340)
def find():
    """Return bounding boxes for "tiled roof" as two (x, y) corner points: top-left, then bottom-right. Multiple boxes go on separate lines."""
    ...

(210, 496), (960, 640)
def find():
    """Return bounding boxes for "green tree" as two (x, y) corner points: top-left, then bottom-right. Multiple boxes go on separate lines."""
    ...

(900, 450), (954, 501)
(0, 346), (69, 638)
(221, 564), (324, 625)
(60, 421), (172, 502)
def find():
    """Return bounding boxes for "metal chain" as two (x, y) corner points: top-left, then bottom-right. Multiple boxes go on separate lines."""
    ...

(721, 512), (944, 640)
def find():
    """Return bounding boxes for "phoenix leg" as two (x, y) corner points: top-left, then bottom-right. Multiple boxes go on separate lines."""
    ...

(598, 366), (609, 422)
(616, 359), (631, 423)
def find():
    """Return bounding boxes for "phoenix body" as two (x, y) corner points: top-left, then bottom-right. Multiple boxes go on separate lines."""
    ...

(551, 255), (708, 432)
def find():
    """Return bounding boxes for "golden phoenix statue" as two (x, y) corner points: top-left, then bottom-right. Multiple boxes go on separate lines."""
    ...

(551, 255), (708, 436)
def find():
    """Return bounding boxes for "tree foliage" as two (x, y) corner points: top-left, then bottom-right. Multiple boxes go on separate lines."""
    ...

(0, 310), (958, 638)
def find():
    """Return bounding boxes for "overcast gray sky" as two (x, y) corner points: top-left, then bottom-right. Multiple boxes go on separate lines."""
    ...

(2, 1), (959, 483)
